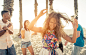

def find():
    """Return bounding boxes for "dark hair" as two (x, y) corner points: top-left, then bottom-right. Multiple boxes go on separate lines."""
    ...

(1, 10), (8, 17)
(24, 20), (29, 31)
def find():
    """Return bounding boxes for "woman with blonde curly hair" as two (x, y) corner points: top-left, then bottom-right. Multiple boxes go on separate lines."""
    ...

(27, 9), (78, 55)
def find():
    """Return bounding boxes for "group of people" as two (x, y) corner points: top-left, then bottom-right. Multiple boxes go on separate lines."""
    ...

(0, 9), (84, 55)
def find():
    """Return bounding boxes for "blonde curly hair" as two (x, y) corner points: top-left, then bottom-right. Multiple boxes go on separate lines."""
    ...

(42, 11), (72, 40)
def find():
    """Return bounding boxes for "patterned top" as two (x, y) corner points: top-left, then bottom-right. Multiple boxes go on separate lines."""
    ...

(42, 30), (60, 55)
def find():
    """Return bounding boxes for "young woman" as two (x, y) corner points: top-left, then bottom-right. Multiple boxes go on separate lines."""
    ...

(21, 20), (34, 55)
(27, 9), (78, 55)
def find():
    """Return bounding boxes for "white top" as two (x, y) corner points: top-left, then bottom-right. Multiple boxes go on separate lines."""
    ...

(22, 28), (31, 42)
(0, 20), (13, 49)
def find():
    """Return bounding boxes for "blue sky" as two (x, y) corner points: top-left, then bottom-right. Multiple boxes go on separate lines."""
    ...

(0, 0), (86, 29)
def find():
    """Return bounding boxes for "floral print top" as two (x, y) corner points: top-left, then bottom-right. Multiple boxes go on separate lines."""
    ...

(42, 30), (60, 55)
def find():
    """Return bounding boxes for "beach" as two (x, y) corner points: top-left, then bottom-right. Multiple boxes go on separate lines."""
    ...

(12, 29), (86, 55)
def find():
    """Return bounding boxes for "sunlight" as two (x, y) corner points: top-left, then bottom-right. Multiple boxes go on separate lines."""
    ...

(36, 14), (46, 27)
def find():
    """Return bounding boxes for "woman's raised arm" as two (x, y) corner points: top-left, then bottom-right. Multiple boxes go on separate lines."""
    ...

(28, 9), (47, 32)
(62, 19), (78, 43)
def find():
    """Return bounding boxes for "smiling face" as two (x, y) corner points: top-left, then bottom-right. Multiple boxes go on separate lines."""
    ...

(25, 21), (30, 28)
(49, 18), (57, 30)
(3, 12), (10, 20)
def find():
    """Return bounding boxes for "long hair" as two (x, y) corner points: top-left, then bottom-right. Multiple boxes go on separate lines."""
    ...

(24, 20), (29, 31)
(42, 11), (72, 40)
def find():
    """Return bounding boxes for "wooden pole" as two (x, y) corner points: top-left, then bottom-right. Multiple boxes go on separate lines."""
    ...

(19, 0), (23, 33)
(46, 0), (48, 15)
(74, 0), (78, 20)
(34, 0), (38, 17)
(49, 0), (54, 13)
(32, 0), (38, 35)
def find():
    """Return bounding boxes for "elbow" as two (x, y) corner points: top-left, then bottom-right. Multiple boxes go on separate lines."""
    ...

(72, 41), (76, 43)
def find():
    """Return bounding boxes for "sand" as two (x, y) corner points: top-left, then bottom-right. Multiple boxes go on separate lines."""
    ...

(12, 29), (86, 55)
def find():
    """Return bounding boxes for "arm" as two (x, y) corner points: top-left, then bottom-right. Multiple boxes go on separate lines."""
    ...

(0, 25), (7, 36)
(64, 41), (68, 46)
(7, 23), (13, 34)
(0, 30), (6, 36)
(64, 31), (80, 46)
(28, 9), (47, 32)
(21, 29), (25, 39)
(7, 26), (13, 34)
(62, 29), (77, 43)
(31, 27), (43, 33)
(62, 19), (78, 43)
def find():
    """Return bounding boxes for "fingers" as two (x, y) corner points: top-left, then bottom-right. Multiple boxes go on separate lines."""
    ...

(2, 26), (8, 30)
(42, 9), (48, 11)
(39, 9), (48, 16)
(73, 19), (78, 29)
(42, 9), (48, 13)
(7, 23), (12, 27)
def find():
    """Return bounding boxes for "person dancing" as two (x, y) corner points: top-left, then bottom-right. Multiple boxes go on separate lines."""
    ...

(27, 9), (78, 55)
(21, 20), (34, 55)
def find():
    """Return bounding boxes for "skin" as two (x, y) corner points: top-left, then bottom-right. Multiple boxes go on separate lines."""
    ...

(64, 16), (80, 46)
(71, 16), (80, 38)
(21, 21), (34, 55)
(28, 9), (78, 43)
(0, 12), (13, 36)
(49, 18), (57, 31)
(3, 12), (13, 34)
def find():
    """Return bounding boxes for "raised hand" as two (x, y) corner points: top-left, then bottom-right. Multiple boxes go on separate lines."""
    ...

(72, 19), (78, 29)
(38, 9), (47, 17)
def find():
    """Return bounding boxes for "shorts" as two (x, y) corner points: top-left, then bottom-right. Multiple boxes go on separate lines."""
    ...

(21, 41), (32, 48)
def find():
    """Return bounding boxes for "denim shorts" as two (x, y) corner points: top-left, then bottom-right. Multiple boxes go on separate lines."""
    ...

(21, 41), (32, 48)
(0, 44), (16, 55)
(71, 45), (82, 55)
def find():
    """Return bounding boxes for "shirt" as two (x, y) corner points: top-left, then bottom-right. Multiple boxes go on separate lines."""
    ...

(21, 28), (31, 42)
(74, 24), (84, 47)
(42, 30), (59, 55)
(0, 20), (13, 49)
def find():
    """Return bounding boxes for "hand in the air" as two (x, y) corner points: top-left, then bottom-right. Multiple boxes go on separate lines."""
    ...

(72, 19), (78, 29)
(38, 9), (47, 17)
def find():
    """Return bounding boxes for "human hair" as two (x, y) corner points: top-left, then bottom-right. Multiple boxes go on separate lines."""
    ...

(24, 20), (29, 31)
(42, 11), (72, 40)
(71, 15), (78, 20)
(1, 10), (8, 17)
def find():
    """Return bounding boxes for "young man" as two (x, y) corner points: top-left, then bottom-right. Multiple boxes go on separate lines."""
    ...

(71, 16), (84, 55)
(0, 10), (16, 55)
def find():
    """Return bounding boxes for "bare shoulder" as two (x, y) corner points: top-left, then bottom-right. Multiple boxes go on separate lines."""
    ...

(21, 28), (25, 32)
